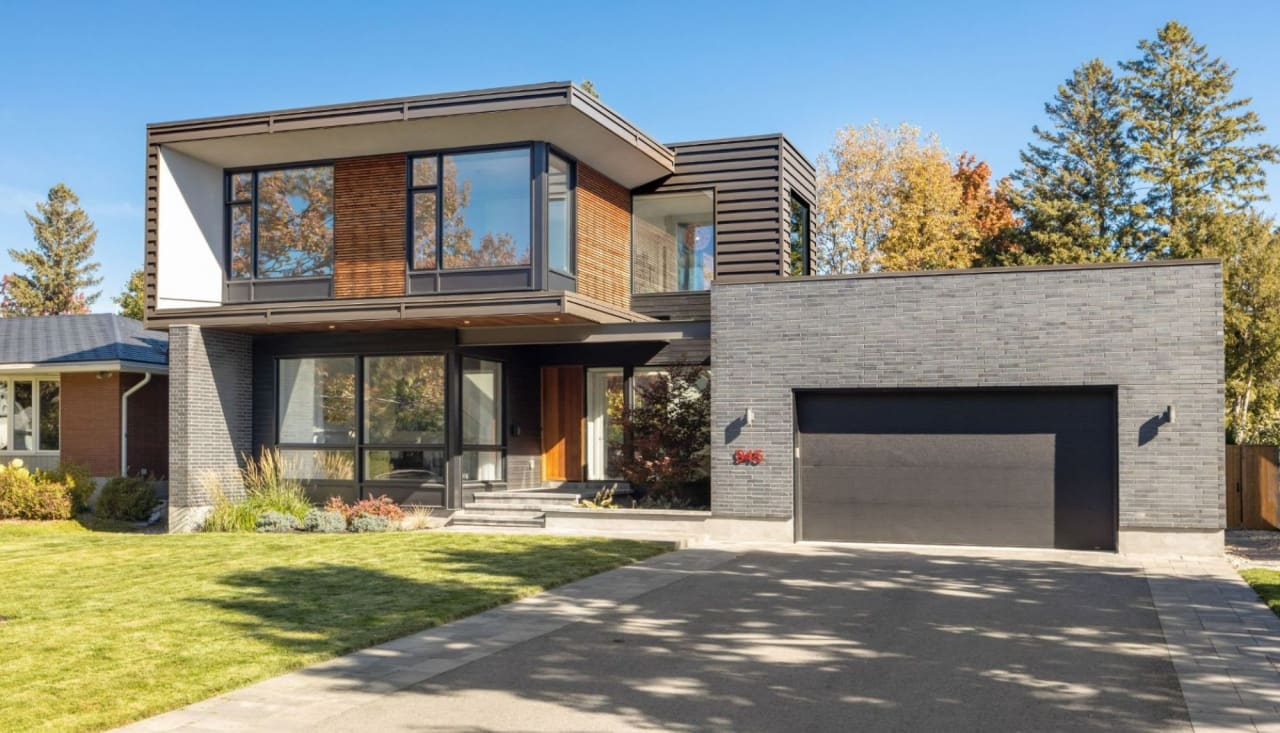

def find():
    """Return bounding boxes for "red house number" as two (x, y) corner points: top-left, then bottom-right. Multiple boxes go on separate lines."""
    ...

(733, 449), (764, 465)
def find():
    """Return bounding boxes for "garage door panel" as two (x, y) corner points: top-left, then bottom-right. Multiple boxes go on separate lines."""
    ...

(796, 390), (1116, 550)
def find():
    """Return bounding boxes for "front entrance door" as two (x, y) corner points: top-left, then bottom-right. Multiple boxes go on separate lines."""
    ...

(541, 366), (584, 482)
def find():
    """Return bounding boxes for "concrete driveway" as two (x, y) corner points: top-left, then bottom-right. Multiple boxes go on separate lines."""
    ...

(121, 543), (1280, 733)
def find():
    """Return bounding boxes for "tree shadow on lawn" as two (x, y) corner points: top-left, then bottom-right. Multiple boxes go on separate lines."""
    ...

(198, 538), (662, 660)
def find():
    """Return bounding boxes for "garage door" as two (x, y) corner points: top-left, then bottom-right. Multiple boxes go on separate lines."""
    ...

(796, 390), (1116, 550)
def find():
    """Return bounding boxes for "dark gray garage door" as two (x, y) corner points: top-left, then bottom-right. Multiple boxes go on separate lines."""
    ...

(796, 390), (1116, 550)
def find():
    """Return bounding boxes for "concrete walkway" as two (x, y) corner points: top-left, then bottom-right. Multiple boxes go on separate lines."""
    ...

(117, 543), (1280, 733)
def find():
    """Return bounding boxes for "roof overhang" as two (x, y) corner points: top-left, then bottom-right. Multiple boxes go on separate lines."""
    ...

(148, 82), (675, 189)
(144, 291), (654, 334)
(0, 360), (167, 376)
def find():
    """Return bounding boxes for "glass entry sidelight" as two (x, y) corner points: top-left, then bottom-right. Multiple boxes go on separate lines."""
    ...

(586, 368), (625, 481)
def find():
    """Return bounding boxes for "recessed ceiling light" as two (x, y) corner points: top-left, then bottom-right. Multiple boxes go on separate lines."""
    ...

(552, 317), (560, 322)
(327, 324), (335, 330)
(462, 319), (471, 325)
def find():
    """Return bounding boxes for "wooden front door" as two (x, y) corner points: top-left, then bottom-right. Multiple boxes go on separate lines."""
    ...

(541, 366), (584, 482)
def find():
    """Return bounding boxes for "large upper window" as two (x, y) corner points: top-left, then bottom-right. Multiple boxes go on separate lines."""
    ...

(226, 166), (334, 280)
(0, 378), (59, 453)
(409, 148), (531, 270)
(632, 191), (715, 293)
(789, 193), (811, 277)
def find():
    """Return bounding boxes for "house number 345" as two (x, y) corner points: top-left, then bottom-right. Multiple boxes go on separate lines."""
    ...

(733, 449), (764, 465)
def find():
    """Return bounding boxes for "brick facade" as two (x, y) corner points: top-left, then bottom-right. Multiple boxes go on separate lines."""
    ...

(575, 164), (631, 310)
(334, 154), (407, 299)
(169, 325), (253, 531)
(59, 372), (168, 477)
(710, 261), (1224, 533)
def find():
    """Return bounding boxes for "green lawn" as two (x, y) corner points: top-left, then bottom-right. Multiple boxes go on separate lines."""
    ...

(1241, 568), (1280, 618)
(0, 521), (667, 732)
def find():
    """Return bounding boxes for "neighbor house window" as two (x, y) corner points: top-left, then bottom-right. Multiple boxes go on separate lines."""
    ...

(0, 378), (59, 453)
(632, 190), (715, 293)
(789, 193), (811, 277)
(408, 148), (531, 270)
(547, 153), (574, 275)
(226, 165), (335, 279)
(461, 358), (504, 481)
(362, 355), (447, 484)
(276, 358), (356, 482)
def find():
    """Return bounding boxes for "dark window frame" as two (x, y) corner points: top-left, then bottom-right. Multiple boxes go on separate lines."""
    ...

(789, 191), (812, 277)
(223, 161), (337, 284)
(459, 356), (507, 483)
(546, 149), (577, 278)
(405, 143), (537, 274)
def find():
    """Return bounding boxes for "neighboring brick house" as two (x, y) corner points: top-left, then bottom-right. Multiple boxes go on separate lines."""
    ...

(0, 314), (168, 478)
(144, 81), (1223, 553)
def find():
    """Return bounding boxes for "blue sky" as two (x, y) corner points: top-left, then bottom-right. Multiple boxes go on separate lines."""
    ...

(1, 0), (1277, 312)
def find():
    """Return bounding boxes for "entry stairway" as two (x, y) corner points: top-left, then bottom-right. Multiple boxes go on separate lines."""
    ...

(448, 489), (584, 529)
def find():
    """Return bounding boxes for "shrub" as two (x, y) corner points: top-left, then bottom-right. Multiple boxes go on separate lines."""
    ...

(399, 505), (436, 531)
(327, 494), (405, 525)
(38, 464), (94, 512)
(618, 366), (710, 500)
(0, 460), (73, 520)
(350, 514), (391, 533)
(202, 488), (257, 533)
(255, 510), (300, 533)
(634, 493), (703, 510)
(240, 449), (311, 520)
(302, 509), (346, 533)
(94, 476), (157, 521)
(578, 485), (619, 509)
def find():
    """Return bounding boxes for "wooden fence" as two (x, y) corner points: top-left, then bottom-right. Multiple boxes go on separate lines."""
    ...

(1225, 444), (1280, 530)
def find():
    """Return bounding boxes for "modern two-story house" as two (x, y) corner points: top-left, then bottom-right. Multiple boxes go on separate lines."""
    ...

(147, 81), (1225, 554)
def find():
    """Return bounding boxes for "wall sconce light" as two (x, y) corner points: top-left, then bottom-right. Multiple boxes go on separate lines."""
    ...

(744, 407), (755, 426)
(1164, 404), (1176, 424)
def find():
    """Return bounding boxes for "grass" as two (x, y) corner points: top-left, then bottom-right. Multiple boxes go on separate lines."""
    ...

(1240, 568), (1280, 618)
(0, 520), (667, 732)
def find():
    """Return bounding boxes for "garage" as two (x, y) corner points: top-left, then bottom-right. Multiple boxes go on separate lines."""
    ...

(796, 389), (1117, 550)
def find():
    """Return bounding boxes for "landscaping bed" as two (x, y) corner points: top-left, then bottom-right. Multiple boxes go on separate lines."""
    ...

(0, 521), (666, 732)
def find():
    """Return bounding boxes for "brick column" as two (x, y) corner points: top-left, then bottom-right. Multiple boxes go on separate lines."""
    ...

(168, 325), (253, 532)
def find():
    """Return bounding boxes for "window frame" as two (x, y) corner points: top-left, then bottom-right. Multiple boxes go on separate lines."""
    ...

(360, 354), (449, 488)
(789, 191), (812, 277)
(0, 376), (60, 455)
(460, 356), (507, 483)
(224, 161), (337, 283)
(546, 148), (577, 278)
(630, 188), (718, 295)
(404, 143), (537, 274)
(273, 356), (358, 488)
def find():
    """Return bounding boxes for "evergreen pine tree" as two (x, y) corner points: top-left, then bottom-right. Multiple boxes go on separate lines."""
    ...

(1008, 59), (1137, 264)
(1, 183), (103, 316)
(1120, 21), (1279, 258)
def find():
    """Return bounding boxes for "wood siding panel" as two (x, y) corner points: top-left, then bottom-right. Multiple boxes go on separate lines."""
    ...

(575, 164), (631, 309)
(334, 154), (406, 299)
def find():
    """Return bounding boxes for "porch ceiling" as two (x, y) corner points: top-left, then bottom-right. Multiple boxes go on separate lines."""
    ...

(144, 291), (653, 334)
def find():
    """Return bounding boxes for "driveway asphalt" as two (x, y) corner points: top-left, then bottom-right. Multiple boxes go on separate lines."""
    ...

(120, 542), (1280, 733)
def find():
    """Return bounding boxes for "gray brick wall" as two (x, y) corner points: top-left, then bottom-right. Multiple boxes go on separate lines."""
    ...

(710, 261), (1224, 531)
(169, 325), (253, 531)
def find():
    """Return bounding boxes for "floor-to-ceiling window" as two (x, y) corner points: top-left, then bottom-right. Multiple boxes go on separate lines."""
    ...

(362, 355), (447, 503)
(586, 368), (625, 480)
(461, 358), (504, 481)
(276, 357), (357, 499)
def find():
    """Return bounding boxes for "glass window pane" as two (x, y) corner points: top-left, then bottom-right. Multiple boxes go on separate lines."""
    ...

(363, 449), (445, 484)
(12, 381), (32, 451)
(363, 356), (446, 445)
(229, 172), (252, 202)
(789, 193), (810, 277)
(38, 382), (58, 451)
(442, 149), (531, 268)
(462, 450), (505, 482)
(256, 166), (334, 278)
(548, 154), (572, 274)
(229, 203), (253, 279)
(411, 157), (438, 188)
(412, 191), (438, 270)
(632, 191), (715, 293)
(462, 358), (501, 445)
(278, 448), (355, 481)
(0, 382), (7, 451)
(277, 358), (356, 445)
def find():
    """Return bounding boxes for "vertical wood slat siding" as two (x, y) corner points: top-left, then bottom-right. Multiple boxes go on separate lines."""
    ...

(655, 135), (816, 280)
(333, 154), (407, 299)
(575, 164), (631, 309)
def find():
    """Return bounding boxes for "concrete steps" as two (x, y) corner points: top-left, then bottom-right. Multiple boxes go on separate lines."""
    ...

(447, 488), (585, 529)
